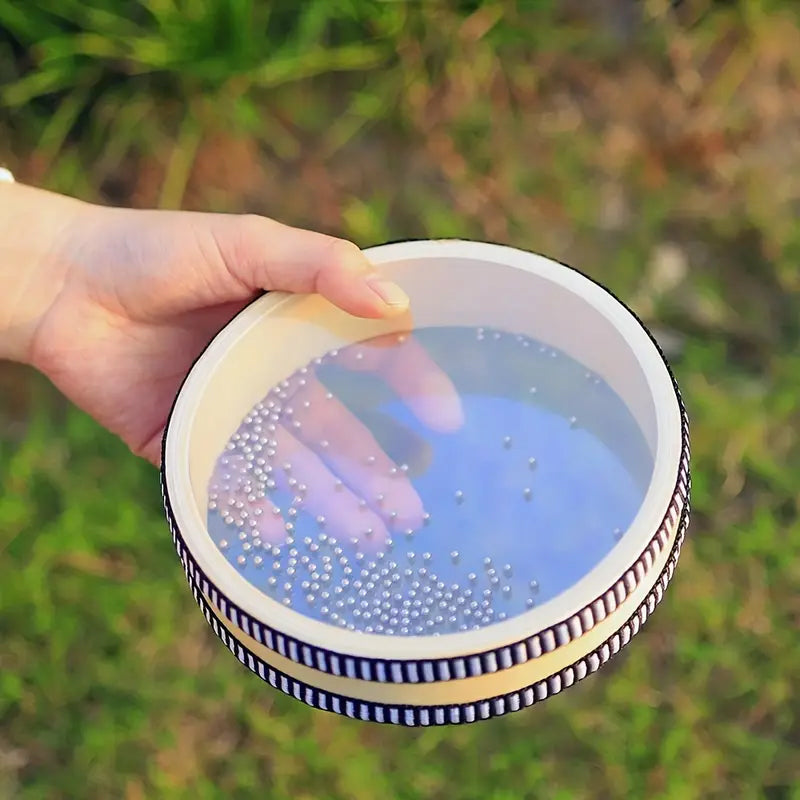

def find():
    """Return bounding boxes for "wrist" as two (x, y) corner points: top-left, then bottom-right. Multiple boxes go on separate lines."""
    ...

(0, 183), (89, 365)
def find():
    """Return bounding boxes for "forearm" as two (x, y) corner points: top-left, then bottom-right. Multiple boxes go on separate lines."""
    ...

(0, 182), (87, 364)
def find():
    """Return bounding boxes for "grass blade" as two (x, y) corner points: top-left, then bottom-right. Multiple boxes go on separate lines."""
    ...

(247, 43), (389, 88)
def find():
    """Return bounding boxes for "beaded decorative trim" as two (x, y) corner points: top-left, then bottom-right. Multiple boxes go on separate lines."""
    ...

(181, 509), (687, 725)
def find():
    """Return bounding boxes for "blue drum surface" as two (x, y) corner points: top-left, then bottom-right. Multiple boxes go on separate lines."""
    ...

(207, 326), (653, 637)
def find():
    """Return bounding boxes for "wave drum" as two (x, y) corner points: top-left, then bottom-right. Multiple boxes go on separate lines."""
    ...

(161, 240), (690, 727)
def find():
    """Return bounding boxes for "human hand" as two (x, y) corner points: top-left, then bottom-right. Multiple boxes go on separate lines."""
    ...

(210, 330), (465, 547)
(0, 184), (463, 540)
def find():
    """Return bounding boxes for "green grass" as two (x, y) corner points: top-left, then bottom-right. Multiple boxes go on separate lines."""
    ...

(1, 1), (799, 798)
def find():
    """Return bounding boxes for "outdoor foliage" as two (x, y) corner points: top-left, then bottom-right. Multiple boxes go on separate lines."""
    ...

(1, 1), (799, 798)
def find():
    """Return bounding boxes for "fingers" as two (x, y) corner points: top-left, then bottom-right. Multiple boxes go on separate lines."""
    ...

(205, 332), (458, 554)
(380, 335), (465, 432)
(209, 415), (401, 551)
(201, 215), (463, 433)
(286, 377), (425, 531)
(269, 425), (391, 551)
(206, 214), (409, 319)
(242, 497), (288, 545)
(331, 332), (465, 433)
(138, 429), (165, 467)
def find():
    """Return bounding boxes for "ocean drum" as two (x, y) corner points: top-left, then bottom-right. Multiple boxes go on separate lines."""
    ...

(161, 240), (690, 726)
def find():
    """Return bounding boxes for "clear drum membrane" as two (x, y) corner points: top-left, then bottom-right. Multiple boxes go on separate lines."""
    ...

(207, 325), (654, 637)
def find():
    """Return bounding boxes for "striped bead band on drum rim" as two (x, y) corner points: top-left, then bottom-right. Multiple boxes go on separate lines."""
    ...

(183, 509), (688, 726)
(160, 392), (688, 685)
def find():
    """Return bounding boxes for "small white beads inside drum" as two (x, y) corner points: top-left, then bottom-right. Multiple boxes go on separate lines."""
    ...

(207, 325), (653, 637)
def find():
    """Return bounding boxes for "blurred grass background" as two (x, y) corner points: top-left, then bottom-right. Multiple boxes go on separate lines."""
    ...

(1, 0), (799, 797)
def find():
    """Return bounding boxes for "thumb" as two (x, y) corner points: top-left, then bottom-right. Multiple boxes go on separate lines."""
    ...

(205, 213), (410, 319)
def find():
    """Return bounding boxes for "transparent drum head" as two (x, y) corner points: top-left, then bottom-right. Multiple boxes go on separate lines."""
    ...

(162, 241), (690, 726)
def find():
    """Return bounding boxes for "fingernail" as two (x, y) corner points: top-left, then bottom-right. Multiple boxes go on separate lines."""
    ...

(367, 277), (410, 310)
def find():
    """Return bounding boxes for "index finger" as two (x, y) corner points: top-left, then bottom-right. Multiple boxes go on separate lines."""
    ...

(334, 331), (465, 433)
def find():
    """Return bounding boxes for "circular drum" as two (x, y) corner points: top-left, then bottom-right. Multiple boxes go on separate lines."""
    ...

(161, 240), (690, 726)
